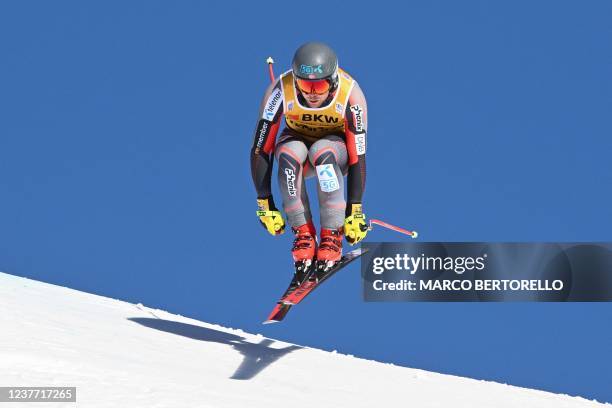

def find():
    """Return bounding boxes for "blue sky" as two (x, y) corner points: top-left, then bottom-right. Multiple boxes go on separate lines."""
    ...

(1, 0), (611, 403)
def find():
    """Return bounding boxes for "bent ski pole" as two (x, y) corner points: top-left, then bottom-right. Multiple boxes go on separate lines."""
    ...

(368, 219), (418, 239)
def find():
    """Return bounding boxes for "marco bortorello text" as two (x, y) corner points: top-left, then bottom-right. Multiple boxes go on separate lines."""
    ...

(361, 243), (612, 302)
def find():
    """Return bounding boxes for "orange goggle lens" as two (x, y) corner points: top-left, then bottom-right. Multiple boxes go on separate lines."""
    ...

(295, 78), (331, 95)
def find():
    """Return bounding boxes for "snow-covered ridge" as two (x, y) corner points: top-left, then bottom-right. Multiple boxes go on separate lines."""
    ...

(0, 272), (607, 407)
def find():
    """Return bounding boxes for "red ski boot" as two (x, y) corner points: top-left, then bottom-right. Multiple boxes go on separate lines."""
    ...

(291, 222), (317, 266)
(317, 227), (343, 266)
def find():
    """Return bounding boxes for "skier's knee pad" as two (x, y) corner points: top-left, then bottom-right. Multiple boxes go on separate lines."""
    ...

(275, 140), (308, 162)
(277, 144), (306, 174)
(312, 149), (338, 167)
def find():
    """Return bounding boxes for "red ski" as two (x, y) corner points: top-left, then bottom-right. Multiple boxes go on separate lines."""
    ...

(264, 303), (292, 324)
(263, 260), (313, 324)
(264, 248), (367, 323)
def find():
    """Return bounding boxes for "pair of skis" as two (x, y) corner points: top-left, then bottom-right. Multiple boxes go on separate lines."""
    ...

(264, 248), (368, 324)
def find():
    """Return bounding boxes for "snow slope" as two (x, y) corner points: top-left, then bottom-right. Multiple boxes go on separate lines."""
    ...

(0, 271), (607, 408)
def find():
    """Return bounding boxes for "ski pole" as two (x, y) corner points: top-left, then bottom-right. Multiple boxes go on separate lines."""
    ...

(266, 57), (275, 83)
(368, 218), (418, 239)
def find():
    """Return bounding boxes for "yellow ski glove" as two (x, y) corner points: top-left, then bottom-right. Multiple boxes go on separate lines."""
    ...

(344, 203), (368, 245)
(256, 197), (285, 236)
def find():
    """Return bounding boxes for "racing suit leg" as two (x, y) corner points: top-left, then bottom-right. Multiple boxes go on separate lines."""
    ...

(275, 133), (313, 228)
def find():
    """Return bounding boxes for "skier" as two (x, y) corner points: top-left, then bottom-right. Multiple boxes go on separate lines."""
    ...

(250, 42), (368, 270)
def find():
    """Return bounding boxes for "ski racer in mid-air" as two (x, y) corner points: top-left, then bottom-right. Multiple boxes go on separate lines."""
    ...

(250, 42), (368, 271)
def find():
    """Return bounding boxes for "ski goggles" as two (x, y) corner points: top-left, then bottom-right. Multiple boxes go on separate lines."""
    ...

(295, 78), (331, 95)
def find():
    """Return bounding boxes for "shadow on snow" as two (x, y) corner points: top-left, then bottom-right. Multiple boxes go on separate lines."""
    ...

(128, 317), (302, 380)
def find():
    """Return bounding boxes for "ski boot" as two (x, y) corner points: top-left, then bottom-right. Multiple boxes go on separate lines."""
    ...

(315, 227), (343, 277)
(290, 222), (317, 285)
